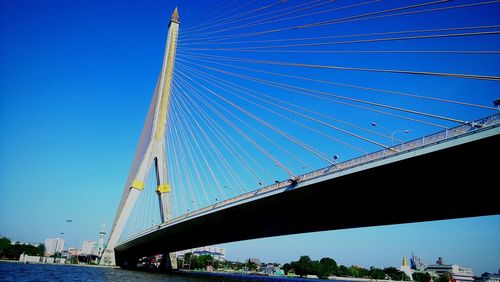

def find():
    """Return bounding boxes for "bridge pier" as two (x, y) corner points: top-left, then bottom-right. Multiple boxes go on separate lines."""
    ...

(115, 253), (138, 270)
(115, 249), (178, 271)
(159, 253), (177, 272)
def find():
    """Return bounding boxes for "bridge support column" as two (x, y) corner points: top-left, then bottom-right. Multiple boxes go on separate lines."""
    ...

(160, 253), (178, 272)
(100, 8), (179, 266)
(100, 186), (143, 266)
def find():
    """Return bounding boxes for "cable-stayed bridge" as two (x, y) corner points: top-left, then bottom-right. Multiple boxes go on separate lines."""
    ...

(100, 1), (500, 267)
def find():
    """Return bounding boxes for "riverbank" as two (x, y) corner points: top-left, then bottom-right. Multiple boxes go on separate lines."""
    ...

(178, 269), (405, 282)
(1, 258), (119, 269)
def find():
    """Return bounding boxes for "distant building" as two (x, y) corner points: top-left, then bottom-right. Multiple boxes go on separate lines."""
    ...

(10, 241), (40, 247)
(80, 240), (97, 255)
(477, 271), (500, 282)
(67, 247), (78, 256)
(176, 246), (225, 261)
(44, 238), (64, 256)
(248, 258), (262, 266)
(259, 264), (284, 275)
(401, 257), (413, 279)
(411, 253), (426, 271)
(425, 257), (474, 282)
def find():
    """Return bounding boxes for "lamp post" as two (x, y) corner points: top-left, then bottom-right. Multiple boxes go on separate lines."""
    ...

(325, 155), (339, 172)
(391, 130), (410, 145)
(371, 122), (410, 146)
(493, 99), (500, 110)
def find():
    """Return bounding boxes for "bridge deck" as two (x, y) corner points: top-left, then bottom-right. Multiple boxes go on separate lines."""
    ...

(115, 115), (500, 266)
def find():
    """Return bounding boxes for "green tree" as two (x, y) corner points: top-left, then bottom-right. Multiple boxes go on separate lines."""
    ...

(384, 267), (410, 281)
(246, 260), (258, 272)
(320, 257), (338, 276)
(358, 266), (370, 278)
(213, 260), (221, 269)
(350, 266), (360, 278)
(192, 254), (213, 269)
(291, 256), (315, 278)
(338, 265), (352, 277)
(414, 272), (432, 282)
(384, 267), (400, 280)
(0, 237), (11, 258)
(182, 252), (193, 269)
(370, 266), (386, 279)
(312, 257), (338, 279)
(0, 239), (44, 260)
(234, 261), (245, 270)
(439, 273), (451, 282)
(37, 244), (45, 256)
(313, 261), (329, 279)
(282, 263), (292, 275)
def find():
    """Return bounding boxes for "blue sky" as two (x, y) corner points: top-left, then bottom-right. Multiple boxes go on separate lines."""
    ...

(1, 0), (499, 275)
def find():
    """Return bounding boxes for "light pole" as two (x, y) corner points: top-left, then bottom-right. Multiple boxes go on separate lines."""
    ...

(391, 129), (410, 146)
(325, 155), (339, 172)
(333, 155), (339, 165)
(493, 99), (500, 110)
(371, 122), (410, 146)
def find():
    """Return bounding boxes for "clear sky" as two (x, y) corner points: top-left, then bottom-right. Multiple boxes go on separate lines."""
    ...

(1, 0), (499, 275)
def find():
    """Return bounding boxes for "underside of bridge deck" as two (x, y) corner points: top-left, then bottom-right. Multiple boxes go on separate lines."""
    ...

(115, 131), (500, 267)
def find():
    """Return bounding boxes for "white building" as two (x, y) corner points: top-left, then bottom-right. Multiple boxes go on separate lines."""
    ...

(44, 238), (65, 256)
(425, 258), (474, 282)
(477, 272), (500, 282)
(80, 240), (96, 255)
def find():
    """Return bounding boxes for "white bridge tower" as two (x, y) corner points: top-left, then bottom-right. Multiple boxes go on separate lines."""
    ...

(100, 8), (179, 266)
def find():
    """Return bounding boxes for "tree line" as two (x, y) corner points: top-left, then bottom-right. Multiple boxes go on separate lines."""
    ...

(283, 255), (411, 280)
(177, 252), (413, 281)
(0, 237), (45, 260)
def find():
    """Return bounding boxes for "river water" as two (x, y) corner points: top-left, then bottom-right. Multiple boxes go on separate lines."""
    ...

(0, 261), (327, 281)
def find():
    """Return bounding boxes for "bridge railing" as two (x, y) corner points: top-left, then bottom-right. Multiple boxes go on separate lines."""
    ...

(300, 113), (500, 182)
(160, 114), (499, 228)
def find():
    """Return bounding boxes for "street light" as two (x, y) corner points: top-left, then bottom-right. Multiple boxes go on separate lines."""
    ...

(391, 130), (410, 146)
(371, 122), (410, 146)
(493, 99), (500, 110)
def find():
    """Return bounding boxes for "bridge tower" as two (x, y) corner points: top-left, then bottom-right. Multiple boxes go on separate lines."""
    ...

(100, 8), (179, 266)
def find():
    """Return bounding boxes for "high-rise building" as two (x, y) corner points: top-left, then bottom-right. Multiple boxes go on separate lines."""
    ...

(44, 238), (64, 256)
(80, 240), (97, 255)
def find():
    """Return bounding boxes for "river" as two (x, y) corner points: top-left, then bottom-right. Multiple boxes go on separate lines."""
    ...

(0, 261), (328, 281)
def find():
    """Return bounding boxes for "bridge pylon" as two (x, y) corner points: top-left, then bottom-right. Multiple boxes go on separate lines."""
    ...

(100, 8), (179, 266)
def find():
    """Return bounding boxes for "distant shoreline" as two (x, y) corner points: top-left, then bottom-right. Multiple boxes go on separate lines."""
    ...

(0, 261), (404, 282)
(178, 269), (403, 282)
(0, 259), (119, 268)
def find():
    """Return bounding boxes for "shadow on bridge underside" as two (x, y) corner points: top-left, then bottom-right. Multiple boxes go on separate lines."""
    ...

(115, 126), (500, 266)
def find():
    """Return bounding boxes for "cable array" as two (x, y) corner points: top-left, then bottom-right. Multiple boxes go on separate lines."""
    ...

(122, 0), (500, 238)
(121, 166), (162, 242)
